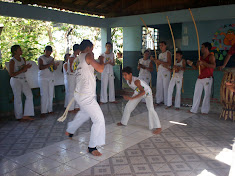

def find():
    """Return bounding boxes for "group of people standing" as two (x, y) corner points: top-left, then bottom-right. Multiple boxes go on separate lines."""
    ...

(8, 39), (233, 156)
(139, 41), (216, 115)
(9, 45), (59, 121)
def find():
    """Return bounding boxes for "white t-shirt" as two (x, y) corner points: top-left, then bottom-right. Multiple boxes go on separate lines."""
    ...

(127, 76), (152, 97)
(138, 58), (151, 79)
(174, 60), (184, 78)
(158, 50), (171, 72)
(38, 55), (54, 80)
(67, 53), (79, 75)
(75, 53), (96, 97)
(10, 57), (26, 78)
(102, 52), (114, 74)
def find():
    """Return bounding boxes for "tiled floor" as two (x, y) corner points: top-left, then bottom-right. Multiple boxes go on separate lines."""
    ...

(0, 98), (234, 176)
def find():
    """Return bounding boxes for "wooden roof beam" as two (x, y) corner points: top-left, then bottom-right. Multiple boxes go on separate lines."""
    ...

(17, 0), (108, 15)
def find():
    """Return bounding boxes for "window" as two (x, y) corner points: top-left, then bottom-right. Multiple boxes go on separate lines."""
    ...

(142, 27), (159, 51)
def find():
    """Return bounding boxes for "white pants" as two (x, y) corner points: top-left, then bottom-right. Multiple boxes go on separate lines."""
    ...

(67, 75), (79, 110)
(67, 93), (105, 148)
(64, 78), (68, 108)
(167, 77), (183, 108)
(138, 75), (151, 85)
(190, 78), (213, 114)
(100, 73), (115, 103)
(156, 70), (171, 105)
(38, 78), (54, 114)
(10, 78), (34, 119)
(121, 94), (161, 130)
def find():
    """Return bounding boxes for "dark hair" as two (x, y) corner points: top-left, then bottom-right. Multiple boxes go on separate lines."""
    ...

(64, 53), (70, 61)
(11, 45), (21, 57)
(45, 45), (53, 52)
(73, 44), (80, 52)
(144, 50), (150, 54)
(176, 50), (183, 55)
(79, 40), (93, 51)
(202, 42), (212, 51)
(122, 66), (132, 74)
(106, 42), (112, 46)
(160, 41), (167, 45)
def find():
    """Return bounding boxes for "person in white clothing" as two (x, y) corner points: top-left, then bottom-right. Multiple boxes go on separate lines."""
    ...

(138, 50), (153, 102)
(9, 45), (34, 121)
(100, 42), (117, 104)
(63, 53), (70, 108)
(67, 44), (80, 112)
(66, 40), (105, 156)
(151, 41), (172, 106)
(38, 46), (59, 117)
(187, 42), (216, 114)
(138, 50), (153, 85)
(166, 51), (186, 110)
(117, 67), (161, 134)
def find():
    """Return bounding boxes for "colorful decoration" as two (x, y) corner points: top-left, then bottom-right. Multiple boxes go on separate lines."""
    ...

(73, 61), (79, 71)
(211, 24), (235, 61)
(49, 65), (54, 72)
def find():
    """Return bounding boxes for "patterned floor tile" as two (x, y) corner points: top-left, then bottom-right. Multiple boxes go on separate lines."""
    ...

(1, 100), (234, 176)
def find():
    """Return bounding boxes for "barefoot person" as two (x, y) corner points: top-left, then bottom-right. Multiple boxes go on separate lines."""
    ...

(138, 49), (153, 102)
(117, 67), (161, 134)
(9, 45), (34, 121)
(166, 51), (186, 110)
(138, 49), (153, 85)
(187, 42), (216, 114)
(100, 42), (117, 104)
(67, 44), (80, 112)
(38, 46), (59, 117)
(151, 41), (172, 105)
(66, 40), (105, 156)
(9, 45), (35, 121)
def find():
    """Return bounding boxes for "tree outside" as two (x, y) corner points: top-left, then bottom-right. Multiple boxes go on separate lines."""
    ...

(0, 16), (102, 67)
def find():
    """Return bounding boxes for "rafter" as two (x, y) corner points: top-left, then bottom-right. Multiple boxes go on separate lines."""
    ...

(18, 0), (107, 15)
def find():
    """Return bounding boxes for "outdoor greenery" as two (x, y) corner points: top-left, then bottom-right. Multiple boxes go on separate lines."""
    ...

(0, 16), (123, 67)
(0, 16), (102, 66)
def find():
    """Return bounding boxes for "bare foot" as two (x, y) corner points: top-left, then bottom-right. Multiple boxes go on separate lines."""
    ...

(48, 112), (54, 114)
(18, 119), (27, 122)
(22, 116), (34, 121)
(65, 131), (73, 139)
(74, 108), (80, 111)
(99, 102), (105, 105)
(187, 110), (193, 113)
(175, 108), (180, 111)
(117, 122), (124, 126)
(92, 150), (102, 156)
(165, 106), (172, 109)
(69, 110), (77, 113)
(110, 101), (118, 104)
(201, 112), (208, 115)
(87, 149), (102, 156)
(40, 113), (47, 118)
(154, 103), (159, 107)
(153, 128), (162, 134)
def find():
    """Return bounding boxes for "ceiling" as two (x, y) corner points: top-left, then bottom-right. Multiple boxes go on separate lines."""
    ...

(16, 0), (235, 17)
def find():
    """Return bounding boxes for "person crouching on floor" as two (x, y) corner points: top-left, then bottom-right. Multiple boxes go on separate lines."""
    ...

(117, 66), (162, 134)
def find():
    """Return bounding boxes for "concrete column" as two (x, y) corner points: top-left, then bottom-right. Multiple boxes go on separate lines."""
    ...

(123, 26), (142, 76)
(101, 27), (111, 53)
